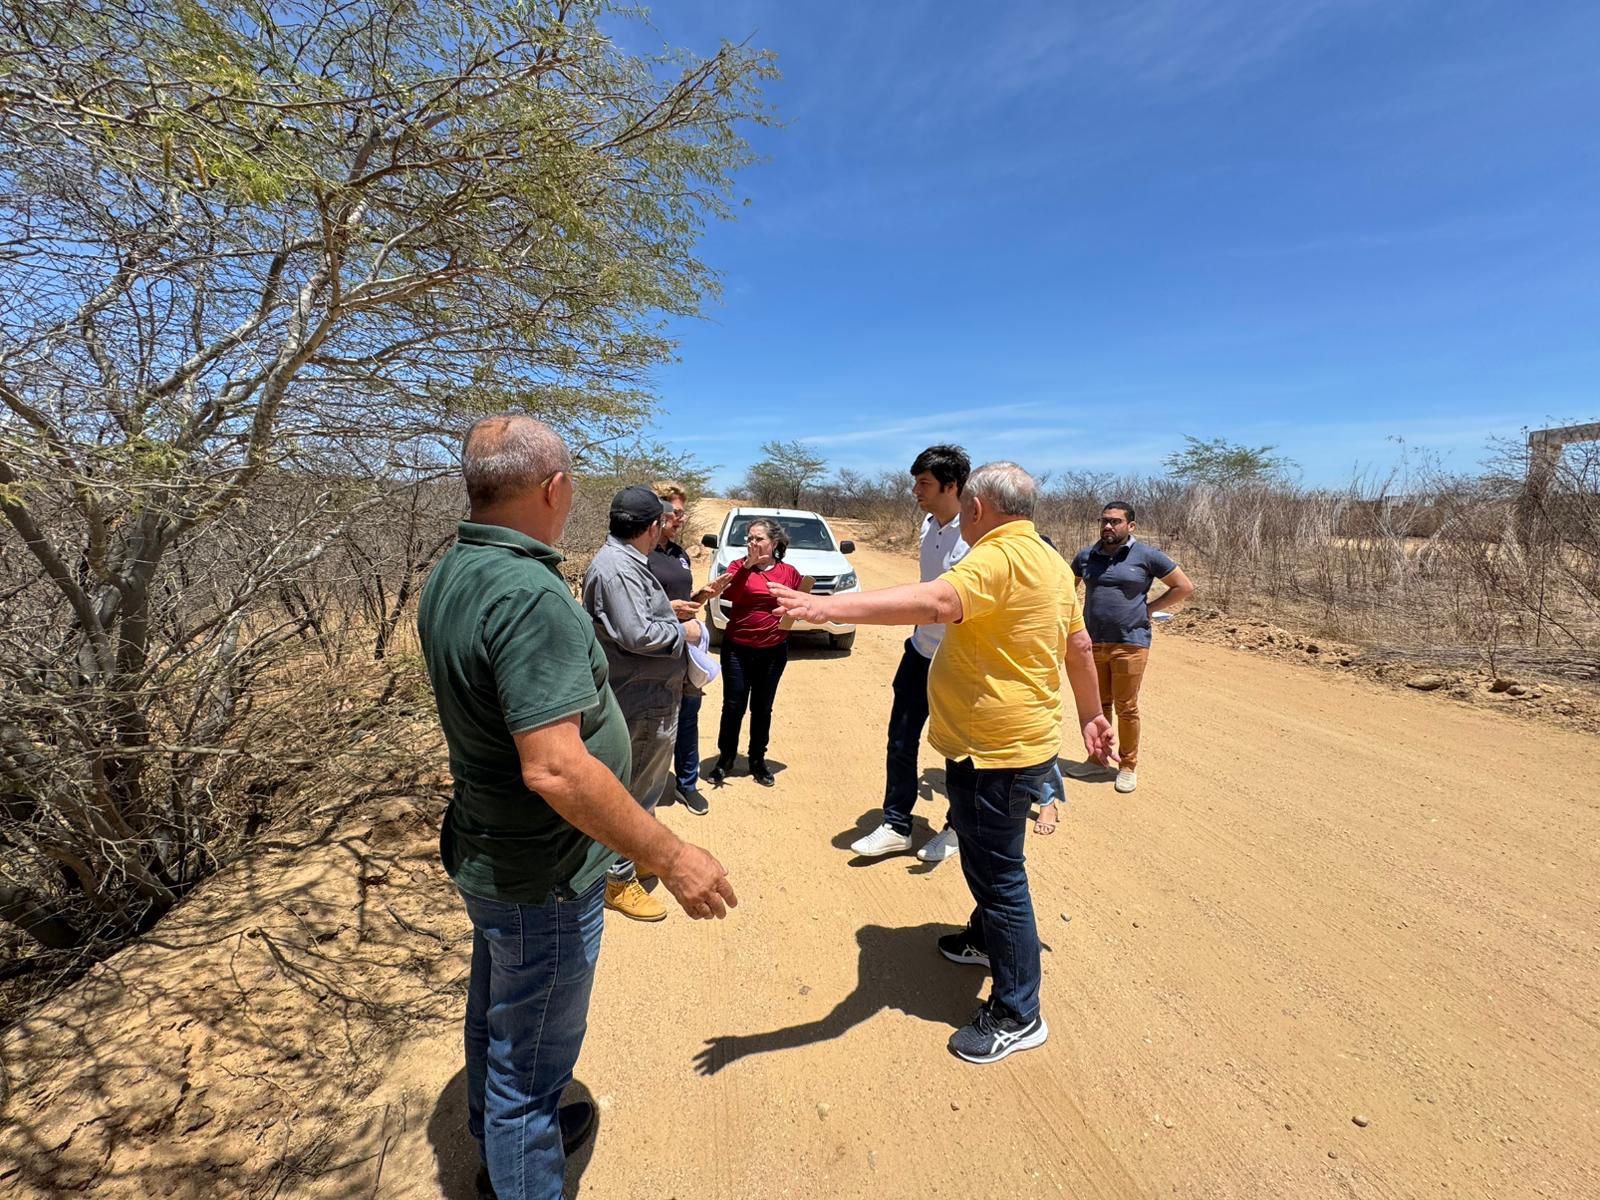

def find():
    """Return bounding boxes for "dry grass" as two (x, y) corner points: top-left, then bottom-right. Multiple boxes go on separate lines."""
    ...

(0, 644), (447, 1028)
(824, 467), (1599, 689)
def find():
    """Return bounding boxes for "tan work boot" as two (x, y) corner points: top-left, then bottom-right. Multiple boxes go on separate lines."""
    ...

(605, 878), (667, 922)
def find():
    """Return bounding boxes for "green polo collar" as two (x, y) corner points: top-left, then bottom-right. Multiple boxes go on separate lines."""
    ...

(456, 521), (566, 567)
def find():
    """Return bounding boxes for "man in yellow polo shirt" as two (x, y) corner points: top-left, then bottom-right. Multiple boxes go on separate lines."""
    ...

(771, 461), (1115, 1064)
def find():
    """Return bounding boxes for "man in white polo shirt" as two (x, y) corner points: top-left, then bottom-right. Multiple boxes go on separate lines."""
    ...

(850, 445), (971, 862)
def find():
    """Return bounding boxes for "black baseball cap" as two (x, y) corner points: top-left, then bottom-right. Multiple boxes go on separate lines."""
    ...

(609, 484), (668, 525)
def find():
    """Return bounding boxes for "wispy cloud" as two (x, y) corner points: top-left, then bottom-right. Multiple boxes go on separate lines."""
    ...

(972, 425), (1084, 444)
(1248, 409), (1534, 450)
(745, 0), (1407, 238)
(967, 0), (1398, 104)
(795, 401), (1056, 448)
(1216, 202), (1558, 260)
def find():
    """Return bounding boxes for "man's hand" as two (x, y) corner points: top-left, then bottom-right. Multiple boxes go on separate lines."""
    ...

(659, 842), (738, 919)
(1082, 714), (1119, 767)
(769, 582), (833, 625)
(1149, 566), (1196, 615)
(671, 599), (700, 622)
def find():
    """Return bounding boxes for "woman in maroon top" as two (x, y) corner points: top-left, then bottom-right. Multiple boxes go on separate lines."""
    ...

(710, 518), (803, 787)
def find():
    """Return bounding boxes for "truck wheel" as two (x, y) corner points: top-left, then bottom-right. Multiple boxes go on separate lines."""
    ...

(829, 631), (856, 652)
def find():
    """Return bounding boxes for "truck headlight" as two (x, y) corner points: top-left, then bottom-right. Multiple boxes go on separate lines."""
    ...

(837, 571), (858, 591)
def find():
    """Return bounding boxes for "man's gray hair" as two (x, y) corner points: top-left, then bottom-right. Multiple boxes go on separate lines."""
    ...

(965, 461), (1037, 518)
(462, 415), (571, 507)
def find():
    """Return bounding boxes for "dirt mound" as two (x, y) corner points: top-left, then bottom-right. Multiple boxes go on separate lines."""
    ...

(1165, 606), (1600, 735)
(0, 796), (469, 1198)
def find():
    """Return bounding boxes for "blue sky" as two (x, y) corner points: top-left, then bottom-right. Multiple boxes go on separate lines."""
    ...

(637, 1), (1598, 490)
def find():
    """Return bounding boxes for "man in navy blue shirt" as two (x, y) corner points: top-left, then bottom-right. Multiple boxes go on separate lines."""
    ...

(1070, 502), (1194, 794)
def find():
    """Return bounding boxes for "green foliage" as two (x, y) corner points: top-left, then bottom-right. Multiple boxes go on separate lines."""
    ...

(0, 0), (774, 956)
(581, 437), (715, 499)
(1163, 436), (1296, 487)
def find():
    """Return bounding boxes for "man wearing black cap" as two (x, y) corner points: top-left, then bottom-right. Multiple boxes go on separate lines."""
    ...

(582, 485), (701, 921)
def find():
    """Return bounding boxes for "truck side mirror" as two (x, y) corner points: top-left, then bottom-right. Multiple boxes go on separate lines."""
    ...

(840, 540), (855, 554)
(702, 534), (719, 549)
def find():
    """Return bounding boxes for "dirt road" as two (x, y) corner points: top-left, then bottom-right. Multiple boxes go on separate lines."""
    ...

(5, 508), (1598, 1199)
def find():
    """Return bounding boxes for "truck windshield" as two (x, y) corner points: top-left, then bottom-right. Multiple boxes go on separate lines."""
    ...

(725, 515), (837, 551)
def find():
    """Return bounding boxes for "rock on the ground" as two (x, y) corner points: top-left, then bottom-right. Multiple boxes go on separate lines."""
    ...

(1407, 675), (1446, 691)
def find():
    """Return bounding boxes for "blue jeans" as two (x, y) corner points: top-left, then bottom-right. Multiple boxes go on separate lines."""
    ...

(460, 879), (605, 1200)
(883, 639), (933, 835)
(611, 709), (677, 883)
(945, 756), (1057, 1023)
(675, 691), (702, 794)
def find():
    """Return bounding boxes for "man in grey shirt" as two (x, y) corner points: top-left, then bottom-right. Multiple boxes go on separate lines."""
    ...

(583, 485), (701, 921)
(1070, 500), (1194, 796)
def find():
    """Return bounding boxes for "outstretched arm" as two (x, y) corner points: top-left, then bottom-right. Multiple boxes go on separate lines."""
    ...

(769, 579), (962, 627)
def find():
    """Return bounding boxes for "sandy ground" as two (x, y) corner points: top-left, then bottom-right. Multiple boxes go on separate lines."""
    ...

(4, 505), (1599, 1199)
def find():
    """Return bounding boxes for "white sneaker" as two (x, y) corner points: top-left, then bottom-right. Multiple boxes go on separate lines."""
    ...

(1114, 768), (1138, 794)
(850, 824), (913, 857)
(916, 826), (960, 863)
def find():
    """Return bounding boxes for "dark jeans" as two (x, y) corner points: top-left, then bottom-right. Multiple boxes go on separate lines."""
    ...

(675, 691), (702, 794)
(610, 709), (677, 883)
(717, 639), (789, 759)
(461, 877), (605, 1200)
(883, 639), (933, 835)
(946, 755), (1057, 1024)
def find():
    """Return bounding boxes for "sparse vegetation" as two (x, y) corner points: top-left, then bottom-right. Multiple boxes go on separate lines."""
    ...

(811, 436), (1600, 685)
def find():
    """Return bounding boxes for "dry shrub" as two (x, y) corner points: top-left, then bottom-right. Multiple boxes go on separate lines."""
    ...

(809, 469), (918, 544)
(1025, 453), (1598, 682)
(0, 646), (446, 1026)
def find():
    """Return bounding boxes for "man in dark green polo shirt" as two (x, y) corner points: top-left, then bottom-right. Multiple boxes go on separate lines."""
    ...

(418, 414), (738, 1200)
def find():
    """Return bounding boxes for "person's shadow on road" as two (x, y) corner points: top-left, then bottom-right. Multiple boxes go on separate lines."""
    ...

(692, 922), (983, 1076)
(428, 1069), (599, 1199)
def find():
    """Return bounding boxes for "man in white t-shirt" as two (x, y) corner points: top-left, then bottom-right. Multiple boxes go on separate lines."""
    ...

(850, 445), (971, 862)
